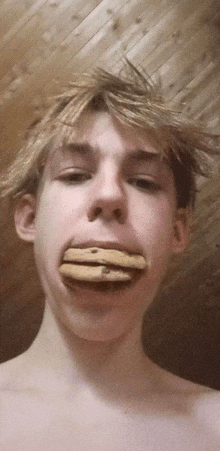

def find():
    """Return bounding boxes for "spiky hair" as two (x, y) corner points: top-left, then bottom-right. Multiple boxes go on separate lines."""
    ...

(0, 62), (219, 208)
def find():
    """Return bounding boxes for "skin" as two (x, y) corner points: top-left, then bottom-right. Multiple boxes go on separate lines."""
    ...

(1, 112), (220, 450)
(28, 111), (184, 341)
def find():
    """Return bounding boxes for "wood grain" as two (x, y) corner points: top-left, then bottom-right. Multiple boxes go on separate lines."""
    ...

(1, 0), (220, 388)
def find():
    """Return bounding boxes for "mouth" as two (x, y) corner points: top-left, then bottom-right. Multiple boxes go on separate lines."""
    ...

(59, 247), (147, 285)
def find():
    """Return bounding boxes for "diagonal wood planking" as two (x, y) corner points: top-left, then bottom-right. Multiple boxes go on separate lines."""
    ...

(0, 0), (220, 387)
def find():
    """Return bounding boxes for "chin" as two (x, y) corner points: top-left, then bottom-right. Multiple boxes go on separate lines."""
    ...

(59, 302), (136, 342)
(46, 271), (154, 342)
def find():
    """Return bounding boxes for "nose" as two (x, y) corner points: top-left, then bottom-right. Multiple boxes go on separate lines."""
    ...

(87, 171), (127, 224)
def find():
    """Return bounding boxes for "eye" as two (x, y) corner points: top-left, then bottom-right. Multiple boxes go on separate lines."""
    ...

(58, 171), (91, 184)
(128, 177), (161, 193)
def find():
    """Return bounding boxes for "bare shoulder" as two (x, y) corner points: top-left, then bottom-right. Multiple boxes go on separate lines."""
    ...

(0, 353), (28, 390)
(171, 373), (220, 431)
(148, 357), (217, 398)
(194, 387), (220, 425)
(152, 362), (220, 417)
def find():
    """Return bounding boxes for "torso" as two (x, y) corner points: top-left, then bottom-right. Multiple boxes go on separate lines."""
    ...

(1, 356), (220, 451)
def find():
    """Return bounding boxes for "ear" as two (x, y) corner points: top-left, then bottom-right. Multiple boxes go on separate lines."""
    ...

(172, 208), (191, 254)
(14, 194), (37, 242)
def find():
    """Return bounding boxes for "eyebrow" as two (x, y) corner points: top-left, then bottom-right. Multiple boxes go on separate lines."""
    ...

(126, 149), (172, 176)
(126, 148), (162, 163)
(60, 142), (93, 155)
(59, 142), (167, 168)
(61, 143), (161, 159)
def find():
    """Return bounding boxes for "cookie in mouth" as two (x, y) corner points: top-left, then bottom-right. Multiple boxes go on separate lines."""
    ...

(59, 247), (147, 283)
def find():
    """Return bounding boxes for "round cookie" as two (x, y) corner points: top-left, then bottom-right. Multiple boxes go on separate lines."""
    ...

(59, 263), (132, 282)
(59, 247), (146, 283)
(62, 247), (146, 270)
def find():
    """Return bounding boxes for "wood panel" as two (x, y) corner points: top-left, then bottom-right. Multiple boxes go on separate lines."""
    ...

(1, 0), (220, 388)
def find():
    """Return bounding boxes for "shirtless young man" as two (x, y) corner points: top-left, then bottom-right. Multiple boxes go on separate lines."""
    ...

(1, 65), (220, 450)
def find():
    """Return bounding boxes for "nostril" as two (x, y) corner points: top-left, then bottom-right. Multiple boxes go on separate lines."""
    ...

(94, 207), (102, 217)
(88, 207), (124, 223)
(88, 207), (102, 222)
(114, 208), (124, 223)
(114, 209), (121, 219)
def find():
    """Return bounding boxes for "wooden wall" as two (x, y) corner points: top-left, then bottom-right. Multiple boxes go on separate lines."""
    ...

(1, 0), (220, 387)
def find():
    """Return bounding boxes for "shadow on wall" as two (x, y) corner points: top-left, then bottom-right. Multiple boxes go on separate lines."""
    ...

(205, 0), (220, 62)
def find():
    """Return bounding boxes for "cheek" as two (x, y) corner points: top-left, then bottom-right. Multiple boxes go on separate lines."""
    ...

(33, 191), (66, 272)
(34, 186), (87, 268)
(131, 200), (175, 299)
(130, 196), (175, 258)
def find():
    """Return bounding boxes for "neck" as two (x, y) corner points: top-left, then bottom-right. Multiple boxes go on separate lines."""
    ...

(26, 302), (155, 397)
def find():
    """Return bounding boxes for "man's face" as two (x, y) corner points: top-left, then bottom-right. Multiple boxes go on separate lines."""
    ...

(19, 112), (188, 341)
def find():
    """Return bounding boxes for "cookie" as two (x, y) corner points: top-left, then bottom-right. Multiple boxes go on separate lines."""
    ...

(59, 263), (132, 282)
(62, 247), (146, 270)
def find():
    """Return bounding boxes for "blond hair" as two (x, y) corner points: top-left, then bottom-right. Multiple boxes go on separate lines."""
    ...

(1, 62), (219, 208)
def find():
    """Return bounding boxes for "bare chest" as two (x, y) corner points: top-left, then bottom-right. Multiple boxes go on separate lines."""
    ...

(1, 392), (220, 451)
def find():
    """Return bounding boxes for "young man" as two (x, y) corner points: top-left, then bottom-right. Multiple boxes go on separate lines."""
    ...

(1, 65), (220, 450)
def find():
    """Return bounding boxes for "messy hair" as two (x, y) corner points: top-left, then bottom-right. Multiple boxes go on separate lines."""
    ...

(0, 62), (219, 208)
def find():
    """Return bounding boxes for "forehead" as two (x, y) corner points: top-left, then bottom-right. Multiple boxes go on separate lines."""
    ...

(66, 111), (161, 154)
(47, 111), (166, 167)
